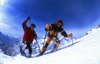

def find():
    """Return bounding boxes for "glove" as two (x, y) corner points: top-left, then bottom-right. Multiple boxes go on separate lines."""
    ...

(27, 16), (31, 20)
(33, 33), (37, 39)
(45, 24), (51, 31)
(45, 28), (49, 31)
(34, 35), (37, 39)
(70, 33), (73, 37)
(67, 33), (73, 37)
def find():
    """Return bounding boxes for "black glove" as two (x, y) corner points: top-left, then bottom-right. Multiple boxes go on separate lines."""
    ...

(34, 34), (37, 39)
(27, 16), (31, 20)
(45, 28), (49, 31)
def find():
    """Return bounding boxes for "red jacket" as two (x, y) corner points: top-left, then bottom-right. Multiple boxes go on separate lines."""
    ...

(22, 20), (37, 44)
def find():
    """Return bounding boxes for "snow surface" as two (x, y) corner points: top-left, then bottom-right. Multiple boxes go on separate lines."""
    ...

(86, 28), (96, 35)
(0, 28), (100, 64)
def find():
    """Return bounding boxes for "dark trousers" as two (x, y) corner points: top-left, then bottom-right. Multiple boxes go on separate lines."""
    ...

(24, 41), (32, 54)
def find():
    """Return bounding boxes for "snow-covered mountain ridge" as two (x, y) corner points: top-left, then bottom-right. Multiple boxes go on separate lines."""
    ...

(0, 31), (20, 46)
(0, 28), (100, 64)
(0, 31), (20, 56)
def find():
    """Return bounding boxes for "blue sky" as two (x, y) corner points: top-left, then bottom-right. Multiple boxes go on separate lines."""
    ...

(0, 0), (100, 38)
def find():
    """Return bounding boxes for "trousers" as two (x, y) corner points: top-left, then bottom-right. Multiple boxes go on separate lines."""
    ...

(23, 41), (32, 54)
(41, 37), (60, 53)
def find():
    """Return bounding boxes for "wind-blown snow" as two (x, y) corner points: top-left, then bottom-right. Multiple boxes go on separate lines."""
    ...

(0, 28), (100, 64)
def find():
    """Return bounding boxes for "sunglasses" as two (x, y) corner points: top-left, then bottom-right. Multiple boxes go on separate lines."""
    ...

(31, 26), (35, 29)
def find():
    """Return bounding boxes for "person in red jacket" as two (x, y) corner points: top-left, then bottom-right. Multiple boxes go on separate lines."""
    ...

(21, 16), (37, 57)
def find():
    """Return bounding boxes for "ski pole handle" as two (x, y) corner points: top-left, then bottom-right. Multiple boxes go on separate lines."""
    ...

(27, 16), (31, 25)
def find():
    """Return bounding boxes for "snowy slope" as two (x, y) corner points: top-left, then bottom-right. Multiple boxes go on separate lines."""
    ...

(1, 28), (100, 64)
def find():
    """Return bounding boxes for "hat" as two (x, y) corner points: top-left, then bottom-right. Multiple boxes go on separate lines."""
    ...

(30, 23), (36, 28)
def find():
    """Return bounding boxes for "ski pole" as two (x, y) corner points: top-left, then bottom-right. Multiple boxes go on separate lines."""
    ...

(35, 39), (41, 52)
(71, 36), (73, 44)
(44, 31), (47, 46)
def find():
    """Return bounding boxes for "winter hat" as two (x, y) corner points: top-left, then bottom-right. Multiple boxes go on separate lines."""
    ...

(30, 23), (36, 28)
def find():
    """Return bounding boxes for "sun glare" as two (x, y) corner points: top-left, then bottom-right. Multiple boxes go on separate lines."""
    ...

(0, 0), (6, 6)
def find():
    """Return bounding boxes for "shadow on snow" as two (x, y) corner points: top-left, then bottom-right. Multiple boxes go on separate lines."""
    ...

(44, 41), (80, 55)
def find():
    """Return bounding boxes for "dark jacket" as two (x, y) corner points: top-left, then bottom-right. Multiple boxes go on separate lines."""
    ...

(47, 24), (68, 38)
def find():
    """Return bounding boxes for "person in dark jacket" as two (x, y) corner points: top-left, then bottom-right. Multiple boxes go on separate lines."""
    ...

(39, 20), (73, 55)
(21, 16), (37, 57)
